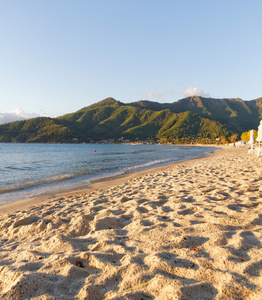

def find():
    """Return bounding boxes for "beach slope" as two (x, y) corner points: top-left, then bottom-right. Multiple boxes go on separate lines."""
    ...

(0, 148), (261, 299)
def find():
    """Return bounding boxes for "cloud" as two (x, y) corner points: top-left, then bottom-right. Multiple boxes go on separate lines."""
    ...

(141, 90), (175, 102)
(0, 109), (39, 124)
(181, 87), (210, 98)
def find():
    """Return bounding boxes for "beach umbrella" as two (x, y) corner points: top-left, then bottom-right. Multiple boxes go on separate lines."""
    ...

(249, 129), (255, 145)
(257, 120), (262, 143)
(256, 120), (262, 156)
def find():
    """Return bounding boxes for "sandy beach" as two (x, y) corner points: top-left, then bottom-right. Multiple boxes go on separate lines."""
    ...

(0, 147), (261, 299)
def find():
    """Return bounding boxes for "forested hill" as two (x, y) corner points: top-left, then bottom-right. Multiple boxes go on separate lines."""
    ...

(129, 96), (262, 133)
(0, 96), (261, 143)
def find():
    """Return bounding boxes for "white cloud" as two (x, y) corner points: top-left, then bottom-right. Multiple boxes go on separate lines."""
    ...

(0, 109), (39, 124)
(181, 87), (210, 98)
(141, 90), (175, 102)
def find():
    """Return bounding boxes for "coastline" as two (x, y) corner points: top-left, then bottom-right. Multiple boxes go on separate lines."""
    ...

(0, 146), (221, 216)
(0, 143), (217, 209)
(1, 147), (262, 299)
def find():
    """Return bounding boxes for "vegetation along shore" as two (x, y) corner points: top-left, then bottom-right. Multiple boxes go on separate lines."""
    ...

(0, 96), (261, 144)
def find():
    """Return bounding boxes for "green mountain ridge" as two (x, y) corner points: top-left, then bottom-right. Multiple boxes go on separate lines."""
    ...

(130, 96), (262, 133)
(0, 96), (261, 143)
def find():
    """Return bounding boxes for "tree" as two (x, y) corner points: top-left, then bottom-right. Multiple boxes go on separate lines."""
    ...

(230, 133), (238, 143)
(241, 131), (249, 142)
(160, 137), (169, 144)
(241, 130), (258, 142)
(220, 136), (229, 144)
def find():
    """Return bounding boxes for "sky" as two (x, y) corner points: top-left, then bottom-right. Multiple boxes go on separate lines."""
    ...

(0, 0), (262, 123)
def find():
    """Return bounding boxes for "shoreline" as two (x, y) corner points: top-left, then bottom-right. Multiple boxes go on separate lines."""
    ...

(1, 147), (261, 299)
(0, 143), (218, 210)
(0, 147), (221, 216)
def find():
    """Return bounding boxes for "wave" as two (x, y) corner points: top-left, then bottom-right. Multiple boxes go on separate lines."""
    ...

(122, 158), (172, 172)
(0, 144), (217, 204)
(5, 166), (35, 171)
(87, 158), (174, 184)
(0, 153), (209, 196)
(0, 173), (77, 194)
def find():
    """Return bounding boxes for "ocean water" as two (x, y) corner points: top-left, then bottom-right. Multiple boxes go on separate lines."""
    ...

(0, 143), (216, 205)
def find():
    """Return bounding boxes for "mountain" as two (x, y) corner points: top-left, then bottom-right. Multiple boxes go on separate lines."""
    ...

(129, 96), (262, 133)
(55, 97), (231, 142)
(0, 117), (74, 143)
(0, 96), (261, 143)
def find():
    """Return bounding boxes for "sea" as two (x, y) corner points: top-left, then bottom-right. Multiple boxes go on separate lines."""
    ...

(0, 143), (217, 205)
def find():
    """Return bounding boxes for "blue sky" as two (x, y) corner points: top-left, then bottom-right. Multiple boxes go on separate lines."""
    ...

(0, 0), (261, 122)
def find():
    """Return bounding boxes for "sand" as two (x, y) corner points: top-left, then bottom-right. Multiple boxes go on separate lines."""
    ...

(0, 147), (261, 299)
